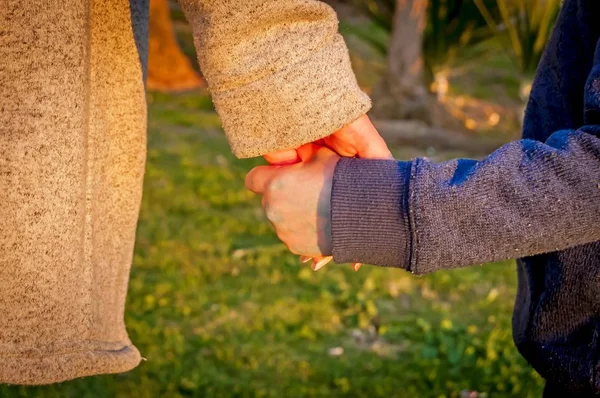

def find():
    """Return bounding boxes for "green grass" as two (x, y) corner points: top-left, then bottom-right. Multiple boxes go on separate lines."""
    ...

(0, 92), (543, 398)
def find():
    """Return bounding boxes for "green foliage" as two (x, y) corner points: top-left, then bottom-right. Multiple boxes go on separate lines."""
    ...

(0, 92), (544, 397)
(341, 19), (390, 59)
(348, 0), (558, 77)
(473, 0), (560, 76)
(347, 0), (498, 72)
(425, 0), (497, 71)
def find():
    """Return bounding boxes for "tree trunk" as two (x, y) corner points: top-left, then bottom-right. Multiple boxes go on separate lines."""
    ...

(147, 0), (203, 92)
(371, 0), (464, 131)
(371, 0), (431, 121)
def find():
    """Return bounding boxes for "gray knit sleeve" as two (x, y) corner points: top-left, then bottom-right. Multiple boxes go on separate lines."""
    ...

(331, 127), (600, 274)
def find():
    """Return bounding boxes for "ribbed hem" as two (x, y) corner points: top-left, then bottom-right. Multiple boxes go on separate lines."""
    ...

(0, 343), (141, 385)
(212, 34), (372, 158)
(331, 159), (412, 268)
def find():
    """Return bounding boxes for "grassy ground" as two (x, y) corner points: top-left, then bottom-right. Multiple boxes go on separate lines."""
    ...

(0, 92), (544, 398)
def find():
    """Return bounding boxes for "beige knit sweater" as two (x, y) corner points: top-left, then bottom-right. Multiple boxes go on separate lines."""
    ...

(0, 0), (369, 385)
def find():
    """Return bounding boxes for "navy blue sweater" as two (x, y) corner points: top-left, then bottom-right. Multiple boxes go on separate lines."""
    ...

(330, 0), (600, 394)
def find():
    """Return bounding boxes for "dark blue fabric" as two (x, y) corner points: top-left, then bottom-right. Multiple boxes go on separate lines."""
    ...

(516, 1), (600, 394)
(332, 0), (600, 394)
(130, 0), (149, 84)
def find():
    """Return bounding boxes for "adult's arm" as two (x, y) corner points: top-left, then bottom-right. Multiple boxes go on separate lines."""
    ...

(331, 127), (600, 274)
(178, 0), (371, 158)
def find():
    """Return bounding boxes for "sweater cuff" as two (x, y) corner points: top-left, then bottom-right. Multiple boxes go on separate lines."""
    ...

(331, 158), (412, 268)
(211, 35), (371, 159)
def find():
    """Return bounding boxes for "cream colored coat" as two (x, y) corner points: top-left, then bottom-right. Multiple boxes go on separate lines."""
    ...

(0, 0), (369, 385)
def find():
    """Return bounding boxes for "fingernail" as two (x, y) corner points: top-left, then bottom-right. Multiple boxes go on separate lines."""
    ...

(352, 263), (363, 272)
(300, 256), (312, 264)
(312, 256), (333, 271)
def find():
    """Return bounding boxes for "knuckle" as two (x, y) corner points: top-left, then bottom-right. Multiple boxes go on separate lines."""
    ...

(269, 173), (290, 195)
(266, 178), (281, 195)
(264, 203), (280, 223)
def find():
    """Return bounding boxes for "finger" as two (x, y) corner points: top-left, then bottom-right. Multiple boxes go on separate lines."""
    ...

(245, 166), (278, 194)
(296, 143), (319, 162)
(313, 145), (338, 161)
(263, 149), (300, 165)
(351, 263), (363, 272)
(322, 135), (358, 158)
(298, 143), (338, 164)
(312, 256), (333, 271)
(354, 117), (393, 160)
(300, 255), (312, 264)
(357, 137), (393, 159)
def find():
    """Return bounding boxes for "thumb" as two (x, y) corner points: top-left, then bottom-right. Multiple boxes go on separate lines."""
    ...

(354, 122), (393, 159)
(338, 115), (393, 159)
(296, 143), (319, 162)
(357, 136), (393, 159)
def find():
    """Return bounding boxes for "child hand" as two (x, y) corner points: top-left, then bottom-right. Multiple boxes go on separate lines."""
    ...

(246, 144), (338, 264)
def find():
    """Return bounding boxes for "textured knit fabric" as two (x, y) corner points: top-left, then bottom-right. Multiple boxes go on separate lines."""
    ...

(0, 0), (148, 385)
(332, 161), (411, 268)
(179, 0), (371, 158)
(0, 0), (368, 385)
(331, 0), (600, 394)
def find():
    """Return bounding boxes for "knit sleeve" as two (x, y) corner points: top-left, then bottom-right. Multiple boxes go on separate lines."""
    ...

(178, 0), (371, 158)
(331, 128), (600, 274)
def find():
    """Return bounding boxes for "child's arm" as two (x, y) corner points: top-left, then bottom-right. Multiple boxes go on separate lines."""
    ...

(246, 127), (600, 273)
(332, 127), (600, 274)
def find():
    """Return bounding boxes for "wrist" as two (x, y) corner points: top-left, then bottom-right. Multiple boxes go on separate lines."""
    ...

(330, 158), (413, 268)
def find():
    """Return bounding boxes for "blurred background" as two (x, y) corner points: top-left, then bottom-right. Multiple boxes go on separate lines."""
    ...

(1, 1), (561, 397)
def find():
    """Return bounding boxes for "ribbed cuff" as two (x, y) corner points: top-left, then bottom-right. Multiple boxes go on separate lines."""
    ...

(211, 35), (372, 159)
(331, 158), (412, 268)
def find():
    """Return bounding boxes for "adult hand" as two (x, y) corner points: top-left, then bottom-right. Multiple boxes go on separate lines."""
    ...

(262, 114), (393, 165)
(248, 144), (340, 268)
(320, 114), (393, 159)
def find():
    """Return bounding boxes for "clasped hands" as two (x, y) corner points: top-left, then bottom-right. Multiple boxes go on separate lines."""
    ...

(245, 115), (392, 271)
